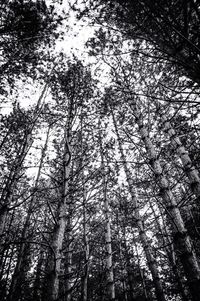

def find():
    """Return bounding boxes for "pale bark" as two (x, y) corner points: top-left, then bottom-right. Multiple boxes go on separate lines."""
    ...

(103, 187), (115, 300)
(79, 113), (90, 301)
(99, 130), (115, 300)
(112, 110), (166, 301)
(129, 101), (200, 301)
(47, 130), (71, 301)
(162, 115), (200, 200)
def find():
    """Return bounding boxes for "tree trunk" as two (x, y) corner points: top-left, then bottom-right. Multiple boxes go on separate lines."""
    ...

(65, 215), (73, 301)
(99, 128), (116, 300)
(129, 100), (200, 301)
(82, 200), (89, 301)
(162, 114), (200, 201)
(0, 79), (49, 238)
(103, 185), (115, 300)
(8, 126), (50, 301)
(116, 213), (128, 301)
(47, 129), (72, 301)
(112, 109), (166, 301)
(32, 249), (45, 301)
(0, 132), (33, 237)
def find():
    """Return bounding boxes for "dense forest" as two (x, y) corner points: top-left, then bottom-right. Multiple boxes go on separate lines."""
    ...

(0, 1), (200, 300)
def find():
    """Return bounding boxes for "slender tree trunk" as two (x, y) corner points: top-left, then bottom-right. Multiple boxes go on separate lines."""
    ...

(116, 213), (128, 301)
(120, 254), (128, 301)
(112, 109), (166, 301)
(103, 185), (115, 300)
(120, 214), (135, 301)
(129, 100), (200, 301)
(150, 201), (189, 301)
(82, 200), (89, 301)
(0, 132), (33, 236)
(0, 205), (8, 238)
(136, 204), (165, 301)
(32, 249), (45, 301)
(0, 77), (50, 238)
(0, 243), (15, 299)
(47, 128), (72, 301)
(77, 113), (90, 301)
(65, 215), (73, 301)
(162, 114), (200, 201)
(0, 205), (16, 278)
(135, 243), (149, 301)
(8, 126), (50, 301)
(99, 129), (115, 300)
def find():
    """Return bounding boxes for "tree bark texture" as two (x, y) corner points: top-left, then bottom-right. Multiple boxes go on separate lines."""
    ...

(112, 109), (166, 301)
(99, 128), (116, 300)
(130, 100), (200, 301)
(47, 129), (72, 301)
(82, 200), (89, 301)
(103, 182), (115, 300)
(162, 114), (200, 200)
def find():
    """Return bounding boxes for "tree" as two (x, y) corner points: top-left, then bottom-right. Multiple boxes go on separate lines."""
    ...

(0, 0), (60, 92)
(75, 0), (200, 86)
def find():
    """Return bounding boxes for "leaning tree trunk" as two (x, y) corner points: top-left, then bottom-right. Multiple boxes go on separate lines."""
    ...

(129, 100), (200, 301)
(112, 109), (166, 301)
(161, 113), (200, 201)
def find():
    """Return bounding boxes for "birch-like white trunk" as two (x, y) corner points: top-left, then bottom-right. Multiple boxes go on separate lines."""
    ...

(112, 109), (166, 301)
(130, 101), (200, 301)
(162, 115), (200, 199)
(103, 189), (115, 300)
(99, 126), (115, 300)
(48, 130), (71, 301)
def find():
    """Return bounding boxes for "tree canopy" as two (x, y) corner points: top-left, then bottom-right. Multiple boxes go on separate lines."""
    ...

(0, 1), (200, 301)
